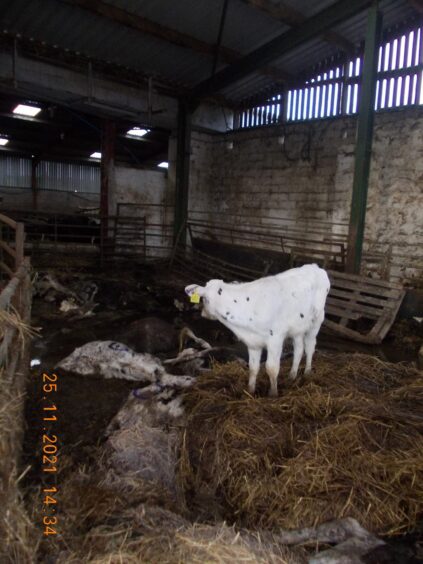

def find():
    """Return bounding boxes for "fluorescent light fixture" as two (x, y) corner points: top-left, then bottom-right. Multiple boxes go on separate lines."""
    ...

(157, 161), (168, 169)
(90, 151), (102, 159)
(13, 103), (42, 117)
(0, 137), (9, 146)
(127, 127), (149, 138)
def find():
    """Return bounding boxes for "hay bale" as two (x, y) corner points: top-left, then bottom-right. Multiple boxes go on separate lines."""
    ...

(179, 353), (423, 536)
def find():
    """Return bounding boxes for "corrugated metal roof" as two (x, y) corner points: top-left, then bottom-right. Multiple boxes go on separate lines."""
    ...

(0, 0), (418, 103)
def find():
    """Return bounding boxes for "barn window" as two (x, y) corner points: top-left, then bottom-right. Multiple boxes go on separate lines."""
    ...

(237, 24), (422, 129)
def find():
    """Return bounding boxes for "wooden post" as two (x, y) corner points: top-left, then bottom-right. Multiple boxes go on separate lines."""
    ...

(345, 3), (382, 274)
(173, 100), (192, 245)
(15, 223), (24, 271)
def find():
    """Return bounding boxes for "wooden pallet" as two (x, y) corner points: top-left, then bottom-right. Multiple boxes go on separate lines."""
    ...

(324, 270), (405, 344)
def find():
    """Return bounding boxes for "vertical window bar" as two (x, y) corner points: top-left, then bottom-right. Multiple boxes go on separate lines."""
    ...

(333, 82), (339, 115)
(304, 88), (310, 120)
(314, 86), (320, 118)
(392, 38), (401, 106)
(406, 30), (414, 68)
(396, 76), (403, 106)
(294, 89), (298, 120)
(414, 27), (422, 105)
(308, 87), (314, 119)
(286, 90), (292, 121)
(327, 83), (333, 116)
(405, 74), (412, 105)
(297, 89), (303, 120)
(375, 80), (380, 111)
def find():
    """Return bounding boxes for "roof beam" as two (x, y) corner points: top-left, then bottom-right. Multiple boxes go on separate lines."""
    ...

(190, 0), (372, 99)
(240, 0), (355, 54)
(61, 0), (293, 85)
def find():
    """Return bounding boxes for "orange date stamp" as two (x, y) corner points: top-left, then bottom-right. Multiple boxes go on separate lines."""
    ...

(41, 372), (59, 536)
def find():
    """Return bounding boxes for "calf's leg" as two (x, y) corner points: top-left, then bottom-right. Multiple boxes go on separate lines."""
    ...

(266, 340), (283, 397)
(289, 334), (304, 380)
(304, 311), (324, 374)
(248, 348), (262, 394)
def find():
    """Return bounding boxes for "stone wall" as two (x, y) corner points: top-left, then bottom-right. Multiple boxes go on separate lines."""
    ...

(188, 108), (423, 286)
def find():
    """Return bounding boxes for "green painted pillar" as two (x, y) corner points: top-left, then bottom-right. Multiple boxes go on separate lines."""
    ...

(346, 3), (382, 274)
(173, 100), (192, 245)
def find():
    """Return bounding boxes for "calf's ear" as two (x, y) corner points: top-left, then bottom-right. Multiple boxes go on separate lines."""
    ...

(185, 284), (205, 297)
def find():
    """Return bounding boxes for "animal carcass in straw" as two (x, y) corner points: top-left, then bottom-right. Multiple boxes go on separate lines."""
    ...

(185, 264), (330, 396)
(56, 341), (172, 382)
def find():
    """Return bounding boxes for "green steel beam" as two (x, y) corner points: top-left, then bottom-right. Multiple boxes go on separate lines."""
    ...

(346, 3), (382, 274)
(190, 0), (372, 99)
(173, 100), (192, 245)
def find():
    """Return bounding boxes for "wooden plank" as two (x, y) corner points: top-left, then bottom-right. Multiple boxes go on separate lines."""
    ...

(0, 213), (18, 230)
(0, 240), (16, 259)
(326, 296), (382, 319)
(325, 304), (361, 320)
(328, 267), (403, 290)
(330, 281), (401, 300)
(0, 261), (14, 279)
(15, 222), (24, 270)
(323, 318), (382, 344)
(328, 286), (394, 308)
(368, 289), (406, 341)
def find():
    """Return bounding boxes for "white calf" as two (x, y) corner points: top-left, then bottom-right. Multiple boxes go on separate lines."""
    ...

(185, 264), (330, 396)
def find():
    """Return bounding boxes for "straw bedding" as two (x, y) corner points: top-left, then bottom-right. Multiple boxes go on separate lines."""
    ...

(0, 371), (39, 564)
(37, 456), (306, 563)
(29, 353), (423, 562)
(179, 353), (423, 536)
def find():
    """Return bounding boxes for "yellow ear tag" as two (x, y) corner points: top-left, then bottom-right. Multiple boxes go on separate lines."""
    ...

(190, 291), (200, 304)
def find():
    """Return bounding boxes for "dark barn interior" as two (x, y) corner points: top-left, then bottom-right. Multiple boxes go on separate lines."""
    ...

(0, 1), (422, 563)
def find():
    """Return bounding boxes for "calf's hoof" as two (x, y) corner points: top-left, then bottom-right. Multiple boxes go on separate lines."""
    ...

(268, 388), (278, 398)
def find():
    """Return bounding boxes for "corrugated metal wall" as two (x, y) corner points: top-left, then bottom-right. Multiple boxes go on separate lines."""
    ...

(0, 156), (100, 193)
(36, 161), (100, 193)
(0, 156), (32, 187)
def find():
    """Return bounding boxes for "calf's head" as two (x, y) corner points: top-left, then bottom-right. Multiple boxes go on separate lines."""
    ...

(185, 280), (223, 320)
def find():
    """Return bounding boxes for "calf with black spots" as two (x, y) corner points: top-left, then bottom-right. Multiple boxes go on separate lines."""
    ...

(185, 264), (330, 397)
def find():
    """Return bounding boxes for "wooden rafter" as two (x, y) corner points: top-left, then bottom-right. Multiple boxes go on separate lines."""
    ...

(61, 0), (293, 83)
(241, 0), (355, 55)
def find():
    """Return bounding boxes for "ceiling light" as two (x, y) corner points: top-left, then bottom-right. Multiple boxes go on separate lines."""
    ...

(127, 127), (149, 138)
(13, 103), (41, 117)
(90, 151), (102, 159)
(0, 138), (9, 146)
(157, 161), (168, 169)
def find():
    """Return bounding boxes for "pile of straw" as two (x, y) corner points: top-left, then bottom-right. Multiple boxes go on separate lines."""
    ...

(0, 370), (39, 564)
(35, 457), (306, 564)
(179, 353), (423, 536)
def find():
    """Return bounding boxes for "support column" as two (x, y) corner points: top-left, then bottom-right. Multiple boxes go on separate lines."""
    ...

(173, 100), (192, 245)
(345, 3), (382, 273)
(100, 120), (116, 244)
